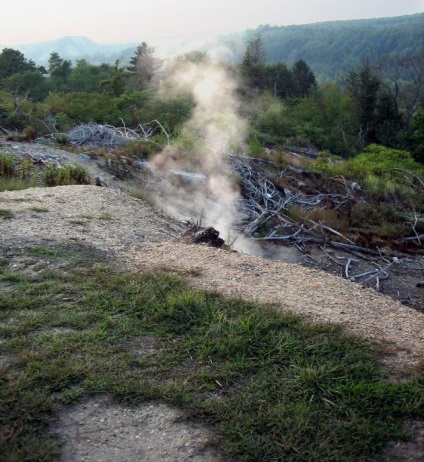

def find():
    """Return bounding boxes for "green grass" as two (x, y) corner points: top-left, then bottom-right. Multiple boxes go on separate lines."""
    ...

(0, 208), (15, 219)
(0, 177), (37, 192)
(28, 207), (49, 213)
(0, 244), (423, 461)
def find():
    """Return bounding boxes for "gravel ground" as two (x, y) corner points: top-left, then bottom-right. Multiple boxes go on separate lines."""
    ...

(51, 397), (227, 462)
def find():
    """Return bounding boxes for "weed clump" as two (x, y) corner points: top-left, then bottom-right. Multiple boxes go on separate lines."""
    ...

(42, 164), (91, 187)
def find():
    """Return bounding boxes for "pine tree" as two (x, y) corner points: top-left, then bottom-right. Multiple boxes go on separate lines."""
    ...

(292, 59), (317, 97)
(126, 42), (161, 91)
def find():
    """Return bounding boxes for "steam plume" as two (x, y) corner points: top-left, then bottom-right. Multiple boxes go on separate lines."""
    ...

(151, 59), (252, 250)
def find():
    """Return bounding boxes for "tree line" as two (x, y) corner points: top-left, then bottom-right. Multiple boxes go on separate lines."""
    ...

(0, 35), (423, 162)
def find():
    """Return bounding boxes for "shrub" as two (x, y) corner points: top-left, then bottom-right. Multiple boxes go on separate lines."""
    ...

(119, 139), (156, 160)
(53, 133), (69, 145)
(0, 152), (15, 177)
(248, 136), (266, 157)
(23, 125), (37, 140)
(42, 164), (91, 187)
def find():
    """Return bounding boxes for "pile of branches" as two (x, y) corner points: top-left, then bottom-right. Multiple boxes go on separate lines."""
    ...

(229, 154), (371, 254)
(67, 120), (169, 149)
(67, 123), (133, 148)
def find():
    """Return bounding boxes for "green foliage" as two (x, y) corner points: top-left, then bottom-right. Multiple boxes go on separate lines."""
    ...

(4, 69), (51, 101)
(118, 139), (158, 159)
(48, 52), (72, 92)
(311, 145), (424, 230)
(53, 112), (73, 132)
(46, 92), (121, 125)
(344, 60), (382, 145)
(52, 133), (70, 145)
(292, 59), (317, 96)
(0, 48), (43, 79)
(99, 59), (129, 97)
(126, 42), (162, 91)
(0, 152), (15, 176)
(350, 144), (423, 177)
(0, 208), (15, 219)
(398, 112), (424, 163)
(253, 96), (292, 145)
(248, 135), (266, 157)
(241, 14), (424, 81)
(0, 152), (37, 191)
(44, 90), (192, 131)
(288, 83), (359, 155)
(42, 164), (91, 187)
(240, 33), (267, 89)
(68, 60), (113, 93)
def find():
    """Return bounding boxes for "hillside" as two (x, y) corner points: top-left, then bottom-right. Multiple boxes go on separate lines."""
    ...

(238, 13), (424, 80)
(7, 13), (423, 80)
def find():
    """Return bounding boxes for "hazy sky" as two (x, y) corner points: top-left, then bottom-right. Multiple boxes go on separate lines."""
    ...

(1, 0), (423, 46)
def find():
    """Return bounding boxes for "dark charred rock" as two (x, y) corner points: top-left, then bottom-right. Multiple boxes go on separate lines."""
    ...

(179, 225), (225, 248)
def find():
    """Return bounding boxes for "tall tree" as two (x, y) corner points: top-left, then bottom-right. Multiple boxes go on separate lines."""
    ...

(126, 42), (161, 91)
(68, 60), (113, 93)
(344, 59), (381, 145)
(100, 60), (129, 97)
(377, 55), (424, 130)
(48, 52), (72, 91)
(292, 59), (317, 97)
(0, 48), (42, 80)
(262, 62), (297, 99)
(240, 33), (267, 90)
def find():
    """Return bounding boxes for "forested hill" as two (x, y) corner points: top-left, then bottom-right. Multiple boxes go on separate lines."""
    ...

(6, 13), (423, 80)
(229, 13), (424, 81)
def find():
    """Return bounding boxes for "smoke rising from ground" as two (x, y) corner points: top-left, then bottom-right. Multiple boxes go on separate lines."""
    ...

(151, 58), (258, 253)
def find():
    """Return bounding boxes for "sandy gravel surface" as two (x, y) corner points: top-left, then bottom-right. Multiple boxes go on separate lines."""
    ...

(1, 184), (423, 369)
(129, 240), (424, 369)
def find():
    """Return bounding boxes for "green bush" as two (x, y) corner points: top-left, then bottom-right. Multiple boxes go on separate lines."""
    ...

(350, 144), (423, 177)
(42, 164), (91, 187)
(248, 136), (266, 157)
(0, 152), (15, 177)
(46, 92), (121, 125)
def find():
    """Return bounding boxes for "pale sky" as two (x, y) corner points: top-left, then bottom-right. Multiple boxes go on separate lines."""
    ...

(1, 0), (423, 46)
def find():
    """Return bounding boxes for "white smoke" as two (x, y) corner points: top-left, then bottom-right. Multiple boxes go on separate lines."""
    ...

(150, 58), (261, 254)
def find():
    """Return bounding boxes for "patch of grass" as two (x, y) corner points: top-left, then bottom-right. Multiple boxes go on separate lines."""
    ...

(0, 246), (423, 461)
(0, 177), (36, 192)
(0, 151), (15, 176)
(28, 207), (49, 213)
(98, 212), (112, 221)
(0, 208), (15, 219)
(68, 219), (86, 226)
(0, 256), (8, 274)
(129, 186), (156, 206)
(42, 164), (91, 187)
(27, 247), (59, 257)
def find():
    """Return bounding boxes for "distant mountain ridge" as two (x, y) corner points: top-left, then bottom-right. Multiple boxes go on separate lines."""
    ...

(2, 13), (423, 80)
(11, 36), (140, 65)
(6, 35), (214, 67)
